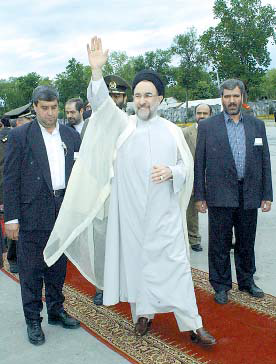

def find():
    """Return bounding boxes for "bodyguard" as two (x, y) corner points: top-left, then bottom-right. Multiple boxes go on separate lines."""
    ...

(3, 85), (81, 345)
(183, 103), (212, 252)
(194, 79), (273, 304)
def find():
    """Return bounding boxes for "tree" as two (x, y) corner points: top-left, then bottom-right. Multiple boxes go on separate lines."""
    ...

(260, 68), (276, 100)
(171, 28), (207, 108)
(54, 58), (91, 110)
(103, 51), (129, 78)
(0, 73), (51, 112)
(200, 0), (276, 98)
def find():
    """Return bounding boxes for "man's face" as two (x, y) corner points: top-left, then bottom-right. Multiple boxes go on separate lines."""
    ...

(222, 86), (243, 116)
(195, 104), (211, 123)
(65, 102), (83, 125)
(133, 81), (163, 121)
(110, 93), (127, 109)
(33, 100), (58, 129)
(16, 117), (31, 127)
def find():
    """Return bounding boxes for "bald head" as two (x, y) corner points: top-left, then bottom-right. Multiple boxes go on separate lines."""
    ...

(195, 104), (212, 123)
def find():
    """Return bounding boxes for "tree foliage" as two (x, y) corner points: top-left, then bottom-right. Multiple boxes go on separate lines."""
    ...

(200, 0), (276, 96)
(54, 58), (91, 108)
(171, 28), (210, 105)
(0, 72), (51, 112)
(1, 15), (276, 115)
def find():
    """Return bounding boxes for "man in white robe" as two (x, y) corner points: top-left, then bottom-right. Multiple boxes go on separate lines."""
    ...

(44, 36), (216, 346)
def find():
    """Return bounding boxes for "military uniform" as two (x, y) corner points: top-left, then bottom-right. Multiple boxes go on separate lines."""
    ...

(182, 124), (202, 249)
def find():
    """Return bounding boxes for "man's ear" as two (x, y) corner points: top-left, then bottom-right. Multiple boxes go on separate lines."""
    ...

(159, 95), (164, 104)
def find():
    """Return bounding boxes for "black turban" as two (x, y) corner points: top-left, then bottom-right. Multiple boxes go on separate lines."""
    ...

(132, 69), (165, 97)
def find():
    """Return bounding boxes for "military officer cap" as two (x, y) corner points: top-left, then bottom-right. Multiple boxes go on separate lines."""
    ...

(3, 102), (34, 119)
(104, 75), (131, 95)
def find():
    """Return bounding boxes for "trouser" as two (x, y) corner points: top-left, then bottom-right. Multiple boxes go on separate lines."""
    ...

(7, 239), (17, 263)
(93, 217), (107, 291)
(17, 230), (67, 322)
(208, 182), (257, 292)
(0, 229), (3, 268)
(186, 195), (201, 246)
(17, 194), (67, 322)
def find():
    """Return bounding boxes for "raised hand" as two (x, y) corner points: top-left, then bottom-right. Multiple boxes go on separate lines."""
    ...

(87, 36), (109, 71)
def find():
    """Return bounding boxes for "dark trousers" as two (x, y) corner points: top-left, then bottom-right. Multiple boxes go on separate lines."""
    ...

(208, 182), (257, 292)
(0, 230), (3, 268)
(17, 194), (66, 322)
(7, 239), (17, 263)
(17, 230), (67, 322)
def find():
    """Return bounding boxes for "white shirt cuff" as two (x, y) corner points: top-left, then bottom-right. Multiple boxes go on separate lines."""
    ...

(5, 219), (19, 224)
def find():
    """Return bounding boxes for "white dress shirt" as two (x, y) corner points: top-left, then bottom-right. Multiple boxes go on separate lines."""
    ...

(73, 119), (84, 134)
(39, 123), (65, 190)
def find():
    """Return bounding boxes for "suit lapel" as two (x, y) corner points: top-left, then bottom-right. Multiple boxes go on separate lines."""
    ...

(213, 113), (237, 171)
(243, 115), (255, 177)
(59, 125), (71, 186)
(27, 120), (53, 192)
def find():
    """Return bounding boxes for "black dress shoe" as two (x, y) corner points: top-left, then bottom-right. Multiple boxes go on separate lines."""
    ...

(134, 317), (152, 336)
(191, 244), (203, 252)
(93, 291), (103, 306)
(27, 320), (45, 346)
(214, 290), (228, 304)
(239, 282), (264, 298)
(190, 327), (216, 346)
(48, 310), (80, 329)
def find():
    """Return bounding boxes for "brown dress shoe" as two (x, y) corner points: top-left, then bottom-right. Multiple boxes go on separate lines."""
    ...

(190, 327), (216, 346)
(134, 317), (152, 336)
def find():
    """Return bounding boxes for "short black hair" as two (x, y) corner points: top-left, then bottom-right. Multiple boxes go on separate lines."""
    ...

(65, 98), (84, 112)
(219, 79), (245, 97)
(32, 85), (59, 105)
(195, 103), (213, 116)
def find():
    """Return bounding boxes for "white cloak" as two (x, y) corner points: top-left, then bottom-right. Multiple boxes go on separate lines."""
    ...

(44, 79), (201, 329)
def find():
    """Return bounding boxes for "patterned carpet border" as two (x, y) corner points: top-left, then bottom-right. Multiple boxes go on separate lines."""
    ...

(63, 284), (209, 364)
(191, 269), (276, 319)
(2, 256), (276, 364)
(1, 257), (206, 364)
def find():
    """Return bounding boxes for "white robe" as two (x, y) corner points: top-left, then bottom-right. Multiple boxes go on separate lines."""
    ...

(44, 78), (202, 331)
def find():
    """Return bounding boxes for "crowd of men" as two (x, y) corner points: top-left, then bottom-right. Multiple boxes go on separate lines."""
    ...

(0, 36), (273, 349)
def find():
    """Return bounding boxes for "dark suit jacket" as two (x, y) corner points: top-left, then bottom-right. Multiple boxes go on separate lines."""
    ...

(0, 127), (11, 204)
(194, 112), (273, 209)
(3, 119), (81, 231)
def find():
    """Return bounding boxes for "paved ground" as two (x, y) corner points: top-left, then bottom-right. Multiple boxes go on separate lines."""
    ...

(1, 124), (275, 363)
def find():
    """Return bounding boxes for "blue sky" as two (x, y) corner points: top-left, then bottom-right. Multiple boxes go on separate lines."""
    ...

(0, 0), (275, 80)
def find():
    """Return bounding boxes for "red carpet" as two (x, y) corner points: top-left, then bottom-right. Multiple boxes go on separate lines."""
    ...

(2, 258), (276, 364)
(65, 261), (276, 364)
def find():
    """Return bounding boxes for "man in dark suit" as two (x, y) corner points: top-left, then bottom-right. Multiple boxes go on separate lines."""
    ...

(3, 85), (81, 345)
(194, 79), (273, 305)
(183, 103), (212, 252)
(65, 98), (85, 135)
